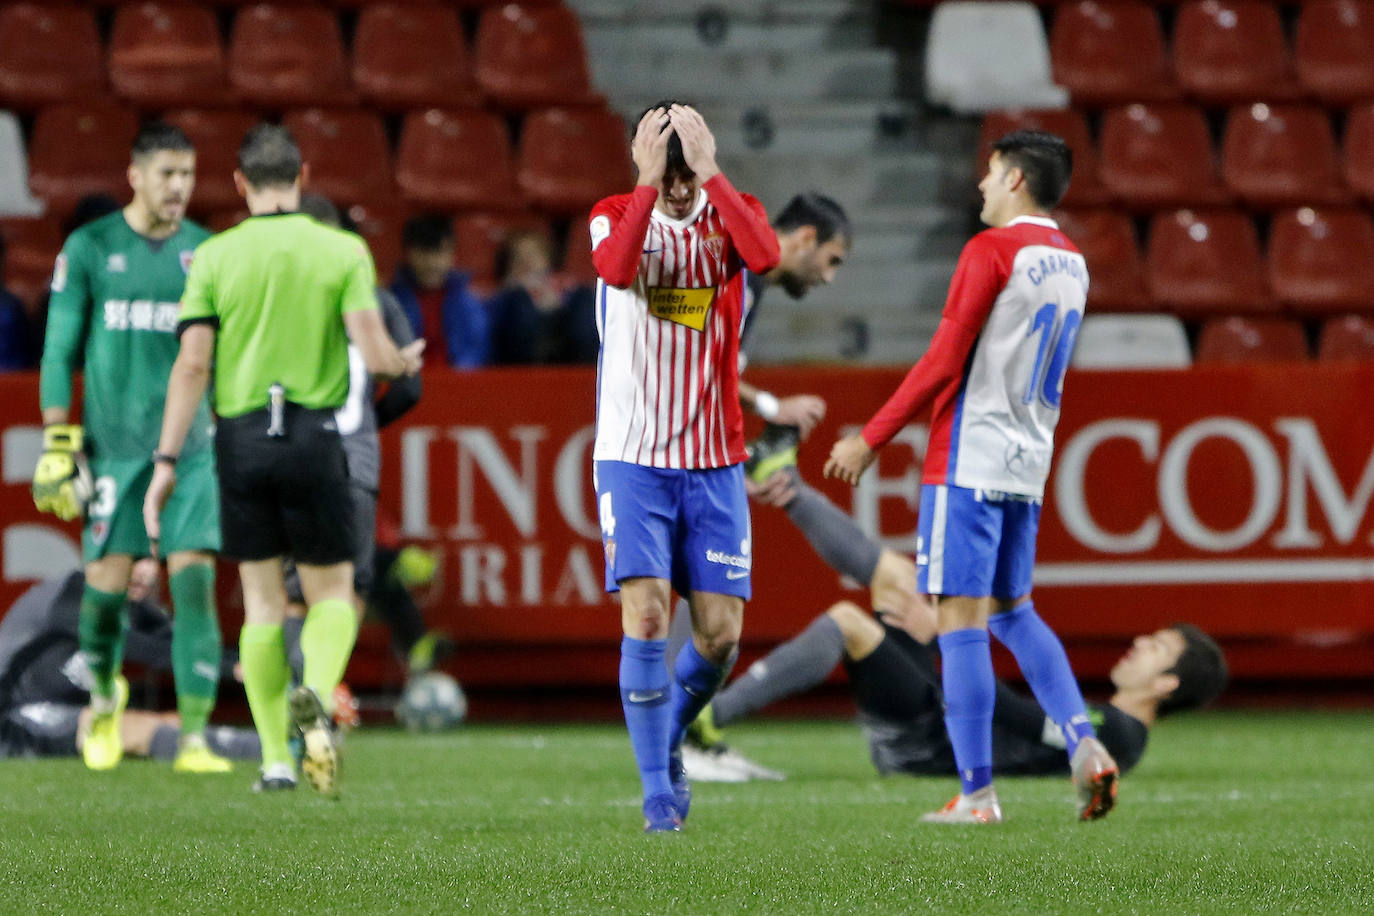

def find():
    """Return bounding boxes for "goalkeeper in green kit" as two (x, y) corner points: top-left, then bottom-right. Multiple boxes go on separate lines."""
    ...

(35, 123), (230, 775)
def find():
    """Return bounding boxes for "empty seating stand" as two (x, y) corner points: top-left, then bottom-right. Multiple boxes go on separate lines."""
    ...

(1050, 0), (1177, 107)
(1099, 104), (1230, 210)
(925, 1), (1069, 113)
(353, 3), (479, 110)
(108, 1), (226, 109)
(1145, 209), (1273, 315)
(0, 4), (105, 110)
(1196, 316), (1309, 363)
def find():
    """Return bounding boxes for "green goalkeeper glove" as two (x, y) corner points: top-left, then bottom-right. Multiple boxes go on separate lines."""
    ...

(32, 424), (94, 521)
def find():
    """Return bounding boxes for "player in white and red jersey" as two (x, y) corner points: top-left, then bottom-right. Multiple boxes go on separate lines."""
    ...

(826, 130), (1119, 825)
(590, 102), (779, 832)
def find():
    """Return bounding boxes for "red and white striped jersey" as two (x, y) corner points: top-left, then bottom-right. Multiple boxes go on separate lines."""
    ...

(589, 176), (777, 469)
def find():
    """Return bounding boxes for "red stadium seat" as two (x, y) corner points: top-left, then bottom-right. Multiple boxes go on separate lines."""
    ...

(163, 109), (259, 217)
(979, 109), (1107, 207)
(474, 4), (599, 110)
(0, 4), (105, 110)
(342, 200), (414, 284)
(1220, 104), (1345, 209)
(0, 215), (63, 308)
(1145, 209), (1272, 315)
(1318, 314), (1374, 361)
(1342, 104), (1374, 204)
(283, 109), (394, 207)
(1294, 0), (1374, 107)
(1268, 207), (1374, 315)
(453, 211), (551, 283)
(1049, 0), (1177, 107)
(108, 2), (226, 108)
(28, 104), (141, 221)
(396, 109), (519, 211)
(353, 3), (480, 110)
(1098, 104), (1230, 210)
(561, 216), (595, 286)
(517, 107), (635, 216)
(228, 3), (354, 108)
(1053, 209), (1149, 312)
(1173, 0), (1298, 105)
(1195, 316), (1309, 363)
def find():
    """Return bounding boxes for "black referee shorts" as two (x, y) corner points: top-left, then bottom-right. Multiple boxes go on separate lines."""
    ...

(216, 405), (355, 566)
(283, 479), (378, 603)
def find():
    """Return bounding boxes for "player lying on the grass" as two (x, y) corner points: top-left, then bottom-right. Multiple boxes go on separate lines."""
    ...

(683, 463), (1227, 796)
(0, 568), (259, 763)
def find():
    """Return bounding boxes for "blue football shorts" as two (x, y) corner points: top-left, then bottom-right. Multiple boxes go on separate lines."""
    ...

(593, 460), (752, 599)
(916, 483), (1042, 600)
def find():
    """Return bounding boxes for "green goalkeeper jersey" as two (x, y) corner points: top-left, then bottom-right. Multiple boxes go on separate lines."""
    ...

(39, 211), (214, 462)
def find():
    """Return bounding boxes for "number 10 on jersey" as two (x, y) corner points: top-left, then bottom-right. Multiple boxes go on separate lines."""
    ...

(1023, 302), (1082, 409)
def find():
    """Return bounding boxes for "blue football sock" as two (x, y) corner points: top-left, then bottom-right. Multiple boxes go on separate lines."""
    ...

(619, 636), (672, 800)
(668, 638), (727, 751)
(939, 628), (995, 796)
(988, 601), (1096, 758)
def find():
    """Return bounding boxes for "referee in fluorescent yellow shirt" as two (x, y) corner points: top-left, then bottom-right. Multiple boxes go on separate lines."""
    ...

(144, 125), (424, 795)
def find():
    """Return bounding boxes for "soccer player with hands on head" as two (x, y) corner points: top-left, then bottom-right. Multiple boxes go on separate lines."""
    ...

(590, 102), (779, 832)
(826, 130), (1119, 824)
(36, 123), (231, 776)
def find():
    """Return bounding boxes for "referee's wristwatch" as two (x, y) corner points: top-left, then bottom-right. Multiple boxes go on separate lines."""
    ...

(152, 450), (179, 465)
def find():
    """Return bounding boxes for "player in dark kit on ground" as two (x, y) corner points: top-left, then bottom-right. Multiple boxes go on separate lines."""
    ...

(0, 566), (260, 763)
(688, 465), (1228, 785)
(36, 122), (229, 774)
(144, 125), (424, 795)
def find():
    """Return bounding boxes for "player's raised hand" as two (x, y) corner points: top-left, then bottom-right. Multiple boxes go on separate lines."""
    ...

(775, 394), (827, 439)
(668, 105), (720, 182)
(400, 338), (426, 375)
(824, 433), (876, 486)
(745, 467), (798, 508)
(632, 107), (671, 188)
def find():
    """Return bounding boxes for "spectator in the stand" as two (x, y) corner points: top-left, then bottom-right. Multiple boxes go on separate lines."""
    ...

(487, 229), (597, 365)
(0, 233), (36, 370)
(390, 214), (489, 369)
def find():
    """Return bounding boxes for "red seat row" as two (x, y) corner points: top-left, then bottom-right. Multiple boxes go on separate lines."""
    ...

(24, 103), (633, 222)
(0, 1), (597, 112)
(981, 103), (1374, 210)
(1195, 314), (1374, 364)
(2, 203), (593, 306)
(1052, 0), (1374, 107)
(1058, 207), (1374, 316)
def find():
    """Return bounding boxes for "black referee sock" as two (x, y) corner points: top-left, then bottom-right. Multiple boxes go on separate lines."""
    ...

(712, 613), (846, 727)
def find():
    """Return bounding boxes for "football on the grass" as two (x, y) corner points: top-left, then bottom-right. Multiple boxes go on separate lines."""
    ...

(395, 671), (467, 731)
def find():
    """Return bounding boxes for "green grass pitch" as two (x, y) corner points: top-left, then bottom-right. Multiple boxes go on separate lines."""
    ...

(1, 711), (1370, 914)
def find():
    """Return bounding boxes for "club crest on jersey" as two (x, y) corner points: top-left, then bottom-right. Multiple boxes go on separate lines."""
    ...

(91, 520), (110, 547)
(604, 538), (616, 568)
(180, 250), (195, 274)
(106, 254), (127, 273)
(51, 254), (68, 293)
(647, 286), (715, 332)
(702, 232), (724, 261)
